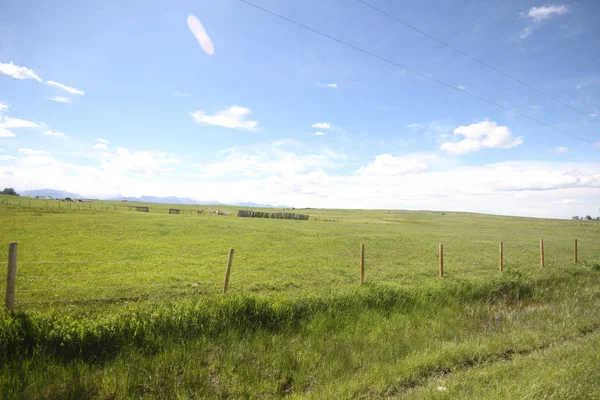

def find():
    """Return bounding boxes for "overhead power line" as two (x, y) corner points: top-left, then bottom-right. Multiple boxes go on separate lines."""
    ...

(237, 0), (596, 146)
(356, 0), (600, 125)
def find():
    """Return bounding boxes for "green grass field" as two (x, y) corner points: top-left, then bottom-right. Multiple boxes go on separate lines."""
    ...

(1, 195), (599, 398)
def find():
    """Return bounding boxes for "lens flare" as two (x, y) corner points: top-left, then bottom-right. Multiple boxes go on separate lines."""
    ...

(187, 15), (214, 56)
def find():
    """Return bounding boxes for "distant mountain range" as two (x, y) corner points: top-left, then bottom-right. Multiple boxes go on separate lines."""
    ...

(113, 195), (219, 205)
(20, 189), (288, 208)
(22, 189), (84, 199)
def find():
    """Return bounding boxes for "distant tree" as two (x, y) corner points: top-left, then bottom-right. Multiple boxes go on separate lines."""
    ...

(572, 216), (580, 220)
(585, 215), (592, 220)
(1, 188), (19, 196)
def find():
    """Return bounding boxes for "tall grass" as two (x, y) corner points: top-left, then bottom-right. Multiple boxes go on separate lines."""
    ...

(0, 268), (552, 364)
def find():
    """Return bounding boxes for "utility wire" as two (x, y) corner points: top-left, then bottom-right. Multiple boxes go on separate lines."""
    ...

(238, 0), (597, 146)
(357, 0), (600, 125)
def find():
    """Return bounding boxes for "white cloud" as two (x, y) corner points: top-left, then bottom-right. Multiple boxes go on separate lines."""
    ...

(45, 80), (84, 95)
(172, 91), (191, 97)
(1, 144), (599, 218)
(0, 128), (15, 137)
(407, 123), (424, 130)
(519, 5), (569, 40)
(0, 102), (8, 112)
(440, 120), (523, 154)
(312, 122), (334, 130)
(357, 153), (438, 177)
(18, 148), (49, 156)
(521, 5), (569, 22)
(0, 117), (42, 129)
(100, 147), (179, 176)
(550, 146), (568, 153)
(94, 143), (108, 150)
(0, 156), (16, 161)
(95, 138), (110, 144)
(43, 130), (67, 139)
(314, 131), (326, 136)
(318, 83), (338, 89)
(190, 106), (258, 131)
(554, 199), (578, 204)
(47, 96), (72, 104)
(0, 62), (41, 81)
(589, 113), (598, 118)
(200, 141), (345, 179)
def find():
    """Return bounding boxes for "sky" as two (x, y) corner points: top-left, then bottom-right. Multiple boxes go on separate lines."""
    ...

(0, 0), (599, 218)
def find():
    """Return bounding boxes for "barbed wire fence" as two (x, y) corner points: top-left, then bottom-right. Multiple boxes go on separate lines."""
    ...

(3, 237), (589, 311)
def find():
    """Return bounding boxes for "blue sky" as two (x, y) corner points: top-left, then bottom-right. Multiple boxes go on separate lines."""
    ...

(0, 0), (599, 218)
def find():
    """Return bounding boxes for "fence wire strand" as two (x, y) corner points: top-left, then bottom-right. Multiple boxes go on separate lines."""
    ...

(15, 284), (173, 292)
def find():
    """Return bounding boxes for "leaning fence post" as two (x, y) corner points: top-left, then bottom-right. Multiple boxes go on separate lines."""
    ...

(574, 239), (578, 264)
(360, 244), (365, 285)
(223, 248), (234, 294)
(540, 239), (544, 268)
(499, 241), (504, 272)
(439, 244), (444, 278)
(5, 243), (17, 312)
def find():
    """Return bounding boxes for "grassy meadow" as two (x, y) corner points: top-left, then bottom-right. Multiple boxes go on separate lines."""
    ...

(0, 195), (599, 398)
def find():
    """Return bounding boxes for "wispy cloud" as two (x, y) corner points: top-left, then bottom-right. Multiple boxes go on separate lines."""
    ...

(200, 141), (345, 178)
(550, 146), (568, 153)
(0, 117), (42, 129)
(318, 82), (338, 89)
(314, 131), (326, 136)
(519, 5), (569, 39)
(100, 147), (180, 176)
(575, 77), (600, 90)
(45, 80), (84, 95)
(520, 27), (533, 39)
(521, 5), (569, 22)
(0, 61), (41, 81)
(554, 198), (578, 204)
(190, 106), (258, 131)
(172, 91), (191, 97)
(357, 153), (438, 177)
(43, 130), (67, 139)
(440, 120), (523, 155)
(47, 96), (72, 104)
(312, 122), (334, 130)
(94, 138), (110, 150)
(407, 123), (424, 130)
(0, 102), (8, 113)
(0, 155), (16, 161)
(18, 148), (49, 156)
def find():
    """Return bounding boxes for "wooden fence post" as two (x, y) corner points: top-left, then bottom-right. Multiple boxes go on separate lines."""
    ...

(499, 241), (503, 272)
(439, 244), (444, 278)
(574, 239), (578, 264)
(5, 243), (17, 312)
(540, 239), (544, 268)
(223, 248), (234, 294)
(360, 244), (365, 285)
